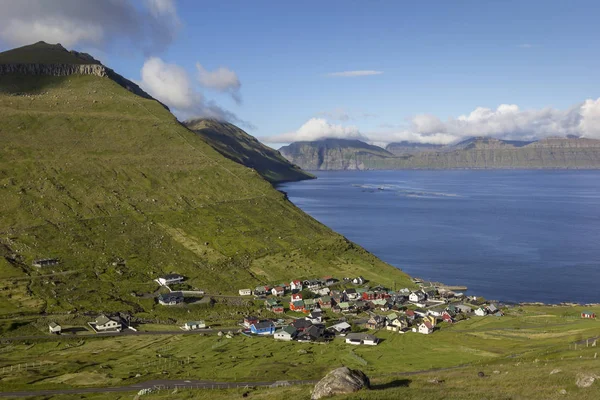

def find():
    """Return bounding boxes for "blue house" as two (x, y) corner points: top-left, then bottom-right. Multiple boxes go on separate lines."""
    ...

(250, 321), (275, 335)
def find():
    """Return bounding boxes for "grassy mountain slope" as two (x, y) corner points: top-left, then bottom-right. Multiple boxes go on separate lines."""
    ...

(279, 139), (395, 170)
(0, 41), (100, 64)
(0, 48), (412, 317)
(281, 137), (600, 170)
(184, 118), (313, 184)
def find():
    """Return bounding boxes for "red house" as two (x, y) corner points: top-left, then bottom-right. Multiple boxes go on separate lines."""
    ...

(272, 306), (285, 314)
(581, 311), (596, 319)
(291, 293), (303, 302)
(243, 316), (259, 328)
(290, 300), (306, 313)
(442, 311), (454, 324)
(362, 291), (376, 301)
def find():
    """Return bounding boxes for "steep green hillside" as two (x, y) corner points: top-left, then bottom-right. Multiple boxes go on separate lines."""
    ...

(281, 137), (600, 170)
(0, 47), (413, 317)
(279, 139), (394, 170)
(185, 118), (313, 184)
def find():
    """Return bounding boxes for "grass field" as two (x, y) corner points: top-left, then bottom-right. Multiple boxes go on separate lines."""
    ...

(1, 305), (598, 396)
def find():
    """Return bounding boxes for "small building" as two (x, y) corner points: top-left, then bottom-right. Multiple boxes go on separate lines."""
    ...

(307, 311), (323, 324)
(291, 318), (313, 332)
(290, 280), (303, 291)
(95, 314), (122, 332)
(428, 307), (445, 317)
(405, 309), (416, 320)
(486, 304), (499, 314)
(254, 286), (267, 296)
(409, 291), (426, 303)
(274, 326), (297, 341)
(238, 289), (252, 296)
(322, 276), (336, 286)
(297, 324), (325, 342)
(250, 321), (275, 335)
(291, 293), (303, 302)
(33, 258), (60, 268)
(441, 311), (454, 324)
(48, 322), (62, 334)
(581, 311), (596, 319)
(474, 307), (487, 317)
(352, 276), (365, 285)
(183, 321), (206, 330)
(455, 304), (472, 314)
(345, 333), (379, 345)
(330, 321), (352, 334)
(157, 274), (185, 286)
(418, 321), (434, 335)
(158, 291), (184, 306)
(265, 298), (280, 308)
(243, 316), (259, 328)
(318, 295), (332, 308)
(272, 305), (285, 314)
(304, 298), (318, 310)
(303, 279), (321, 290)
(271, 286), (285, 296)
(365, 315), (385, 330)
(290, 300), (306, 313)
(345, 288), (360, 300)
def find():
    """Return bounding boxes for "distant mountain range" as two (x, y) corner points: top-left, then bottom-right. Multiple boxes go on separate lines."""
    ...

(279, 137), (600, 170)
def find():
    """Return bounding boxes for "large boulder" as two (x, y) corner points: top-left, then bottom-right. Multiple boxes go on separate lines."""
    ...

(311, 367), (370, 399)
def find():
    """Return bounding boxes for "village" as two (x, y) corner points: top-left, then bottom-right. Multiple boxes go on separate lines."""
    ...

(44, 270), (520, 344)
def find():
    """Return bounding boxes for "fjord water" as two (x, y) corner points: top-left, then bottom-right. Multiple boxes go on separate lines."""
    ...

(279, 170), (600, 304)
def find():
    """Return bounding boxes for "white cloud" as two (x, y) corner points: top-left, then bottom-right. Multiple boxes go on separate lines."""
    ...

(140, 57), (201, 112)
(0, 0), (181, 54)
(138, 57), (253, 128)
(579, 98), (600, 137)
(327, 70), (383, 77)
(196, 63), (242, 104)
(262, 118), (368, 143)
(267, 98), (600, 146)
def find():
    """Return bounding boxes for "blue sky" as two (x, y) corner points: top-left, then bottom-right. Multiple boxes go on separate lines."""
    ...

(1, 0), (599, 146)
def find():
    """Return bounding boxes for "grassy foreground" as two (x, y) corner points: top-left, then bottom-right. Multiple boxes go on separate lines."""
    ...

(1, 305), (599, 398)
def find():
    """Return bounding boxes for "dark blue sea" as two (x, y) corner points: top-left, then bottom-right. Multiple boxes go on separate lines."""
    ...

(279, 170), (600, 304)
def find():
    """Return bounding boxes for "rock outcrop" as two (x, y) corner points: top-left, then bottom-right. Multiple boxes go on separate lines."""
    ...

(311, 367), (370, 399)
(280, 137), (600, 170)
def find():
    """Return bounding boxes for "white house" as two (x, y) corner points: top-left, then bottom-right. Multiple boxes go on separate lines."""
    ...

(48, 322), (62, 334)
(352, 276), (365, 285)
(307, 311), (323, 324)
(290, 280), (303, 291)
(475, 307), (487, 316)
(274, 326), (297, 341)
(428, 308), (445, 317)
(271, 286), (285, 296)
(418, 322), (434, 335)
(345, 333), (379, 345)
(409, 291), (426, 303)
(94, 314), (122, 332)
(157, 273), (185, 286)
(182, 321), (206, 330)
(313, 287), (331, 296)
(238, 289), (252, 296)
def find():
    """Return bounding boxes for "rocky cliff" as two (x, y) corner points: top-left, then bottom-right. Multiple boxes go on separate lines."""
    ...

(279, 138), (395, 170)
(280, 137), (600, 170)
(0, 42), (160, 105)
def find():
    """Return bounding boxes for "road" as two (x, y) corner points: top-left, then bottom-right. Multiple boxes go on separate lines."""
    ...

(0, 326), (241, 343)
(0, 378), (318, 397)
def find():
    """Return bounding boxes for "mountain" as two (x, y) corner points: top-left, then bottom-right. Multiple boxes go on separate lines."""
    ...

(0, 43), (413, 316)
(280, 137), (600, 170)
(184, 118), (313, 184)
(279, 138), (394, 170)
(386, 141), (443, 156)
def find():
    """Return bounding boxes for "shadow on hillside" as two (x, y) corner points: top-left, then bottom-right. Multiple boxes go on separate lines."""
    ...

(370, 379), (411, 390)
(0, 75), (71, 95)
